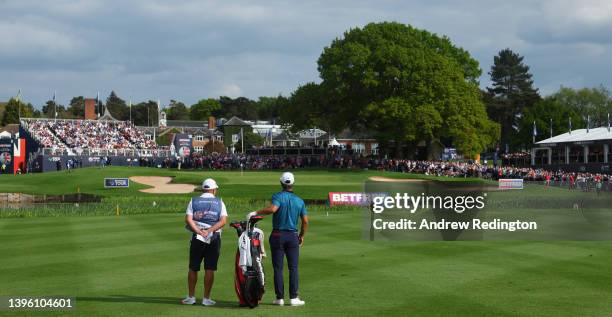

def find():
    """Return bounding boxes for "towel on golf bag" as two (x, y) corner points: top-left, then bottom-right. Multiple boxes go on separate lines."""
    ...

(238, 228), (265, 273)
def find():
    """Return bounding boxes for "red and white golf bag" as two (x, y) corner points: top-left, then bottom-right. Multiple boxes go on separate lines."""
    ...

(230, 216), (266, 308)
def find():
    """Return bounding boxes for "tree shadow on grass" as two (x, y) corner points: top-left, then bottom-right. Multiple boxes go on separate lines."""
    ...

(77, 295), (242, 309)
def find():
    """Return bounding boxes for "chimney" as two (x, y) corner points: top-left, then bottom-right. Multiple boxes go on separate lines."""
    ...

(84, 98), (96, 120)
(208, 116), (216, 129)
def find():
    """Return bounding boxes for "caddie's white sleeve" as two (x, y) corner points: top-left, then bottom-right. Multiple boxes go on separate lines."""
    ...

(186, 200), (193, 215)
(220, 199), (228, 217)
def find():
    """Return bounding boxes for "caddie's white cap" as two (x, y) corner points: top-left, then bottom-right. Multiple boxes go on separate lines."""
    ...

(202, 178), (218, 189)
(280, 172), (294, 185)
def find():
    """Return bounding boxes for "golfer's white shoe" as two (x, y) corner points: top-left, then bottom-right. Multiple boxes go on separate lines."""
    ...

(181, 296), (196, 305)
(272, 298), (284, 306)
(202, 298), (216, 306)
(289, 298), (305, 306)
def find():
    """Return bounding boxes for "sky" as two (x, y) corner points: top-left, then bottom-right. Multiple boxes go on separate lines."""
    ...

(2, 0), (612, 108)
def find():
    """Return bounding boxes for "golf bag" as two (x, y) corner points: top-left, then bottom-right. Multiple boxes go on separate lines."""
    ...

(230, 216), (266, 308)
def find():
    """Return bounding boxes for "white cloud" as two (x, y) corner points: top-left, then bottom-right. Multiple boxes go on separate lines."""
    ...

(0, 20), (80, 56)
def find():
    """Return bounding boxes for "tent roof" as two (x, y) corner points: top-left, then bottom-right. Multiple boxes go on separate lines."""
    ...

(98, 107), (119, 121)
(536, 127), (612, 144)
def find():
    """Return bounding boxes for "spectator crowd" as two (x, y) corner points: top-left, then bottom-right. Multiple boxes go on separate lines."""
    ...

(161, 153), (611, 192)
(22, 119), (156, 150)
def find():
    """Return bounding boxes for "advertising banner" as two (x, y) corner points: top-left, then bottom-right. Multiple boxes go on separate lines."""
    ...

(104, 178), (130, 188)
(498, 179), (524, 189)
(173, 134), (193, 158)
(328, 192), (388, 206)
(0, 138), (13, 174)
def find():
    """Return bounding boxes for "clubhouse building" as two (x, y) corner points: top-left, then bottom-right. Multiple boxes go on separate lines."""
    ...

(533, 127), (612, 173)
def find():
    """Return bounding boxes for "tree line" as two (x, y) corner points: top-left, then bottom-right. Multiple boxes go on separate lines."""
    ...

(0, 92), (289, 127)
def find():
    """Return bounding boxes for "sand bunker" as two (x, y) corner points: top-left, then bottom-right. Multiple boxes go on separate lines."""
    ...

(130, 176), (196, 194)
(368, 176), (426, 183)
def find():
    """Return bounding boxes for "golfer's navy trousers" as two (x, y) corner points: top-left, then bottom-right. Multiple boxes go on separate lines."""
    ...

(269, 230), (299, 299)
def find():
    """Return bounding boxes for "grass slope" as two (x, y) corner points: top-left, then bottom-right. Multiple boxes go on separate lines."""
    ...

(0, 212), (611, 317)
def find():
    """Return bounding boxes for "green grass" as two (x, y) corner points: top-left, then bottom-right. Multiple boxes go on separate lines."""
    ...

(0, 167), (611, 316)
(1, 212), (611, 316)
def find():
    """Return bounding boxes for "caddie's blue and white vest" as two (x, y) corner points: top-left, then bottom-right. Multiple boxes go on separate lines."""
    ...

(192, 197), (222, 227)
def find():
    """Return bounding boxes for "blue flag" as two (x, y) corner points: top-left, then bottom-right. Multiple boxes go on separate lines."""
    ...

(532, 120), (537, 137)
(608, 113), (610, 132)
(569, 117), (572, 134)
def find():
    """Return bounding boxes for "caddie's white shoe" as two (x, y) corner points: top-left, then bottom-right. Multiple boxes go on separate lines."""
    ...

(272, 298), (284, 306)
(181, 296), (196, 305)
(202, 298), (216, 306)
(289, 298), (305, 306)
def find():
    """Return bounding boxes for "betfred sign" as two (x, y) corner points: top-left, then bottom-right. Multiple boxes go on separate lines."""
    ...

(498, 179), (523, 190)
(328, 192), (388, 206)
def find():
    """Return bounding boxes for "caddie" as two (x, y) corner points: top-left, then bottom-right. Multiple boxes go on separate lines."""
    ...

(181, 178), (227, 306)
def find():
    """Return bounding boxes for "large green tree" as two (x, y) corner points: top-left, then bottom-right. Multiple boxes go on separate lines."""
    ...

(105, 91), (128, 120)
(1, 98), (36, 125)
(256, 95), (288, 121)
(131, 100), (159, 126)
(486, 48), (540, 149)
(190, 98), (221, 121)
(551, 86), (612, 127)
(313, 22), (498, 158)
(281, 83), (336, 133)
(217, 96), (258, 119)
(68, 96), (85, 118)
(42, 100), (70, 119)
(516, 97), (584, 148)
(166, 100), (190, 120)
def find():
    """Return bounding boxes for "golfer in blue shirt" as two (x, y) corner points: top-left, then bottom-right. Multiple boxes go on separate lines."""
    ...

(247, 172), (309, 306)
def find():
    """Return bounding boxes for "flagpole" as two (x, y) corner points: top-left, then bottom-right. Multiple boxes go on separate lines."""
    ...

(587, 115), (590, 133)
(569, 117), (572, 134)
(157, 99), (161, 127)
(53, 90), (57, 120)
(549, 118), (553, 139)
(608, 113), (610, 133)
(129, 98), (132, 123)
(17, 89), (22, 119)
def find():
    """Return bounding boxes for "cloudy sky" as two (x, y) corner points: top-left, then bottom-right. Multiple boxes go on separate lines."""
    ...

(1, 0), (612, 108)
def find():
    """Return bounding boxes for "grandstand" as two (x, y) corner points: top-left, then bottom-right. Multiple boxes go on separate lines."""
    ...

(18, 117), (169, 172)
(21, 118), (156, 151)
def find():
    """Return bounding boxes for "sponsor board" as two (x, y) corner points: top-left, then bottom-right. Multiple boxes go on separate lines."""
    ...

(104, 178), (130, 188)
(328, 192), (388, 206)
(498, 179), (523, 189)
